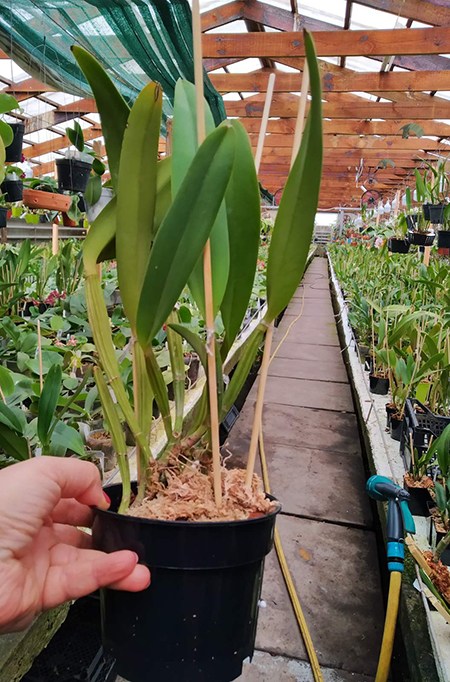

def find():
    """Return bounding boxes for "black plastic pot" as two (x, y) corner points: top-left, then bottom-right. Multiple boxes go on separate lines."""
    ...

(405, 215), (418, 231)
(1, 178), (23, 203)
(92, 483), (280, 682)
(386, 403), (396, 429)
(369, 374), (389, 395)
(56, 158), (92, 193)
(437, 229), (450, 248)
(387, 237), (410, 254)
(390, 413), (404, 442)
(408, 231), (435, 246)
(5, 123), (25, 162)
(0, 207), (7, 228)
(423, 203), (445, 224)
(403, 480), (431, 517)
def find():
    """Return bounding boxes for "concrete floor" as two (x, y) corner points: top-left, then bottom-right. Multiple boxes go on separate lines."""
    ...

(118, 257), (384, 682)
(229, 257), (384, 681)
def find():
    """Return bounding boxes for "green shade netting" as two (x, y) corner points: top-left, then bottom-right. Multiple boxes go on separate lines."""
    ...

(0, 0), (226, 126)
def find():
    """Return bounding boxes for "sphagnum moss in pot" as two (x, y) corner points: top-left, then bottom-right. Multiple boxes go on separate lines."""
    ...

(73, 28), (322, 682)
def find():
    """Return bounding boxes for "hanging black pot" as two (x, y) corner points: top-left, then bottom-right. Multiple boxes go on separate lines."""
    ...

(0, 178), (23, 203)
(408, 231), (435, 247)
(5, 123), (25, 163)
(0, 207), (7, 228)
(437, 229), (450, 248)
(387, 238), (410, 254)
(405, 215), (418, 231)
(369, 374), (389, 395)
(390, 413), (404, 442)
(56, 158), (92, 193)
(423, 203), (445, 224)
(92, 483), (280, 682)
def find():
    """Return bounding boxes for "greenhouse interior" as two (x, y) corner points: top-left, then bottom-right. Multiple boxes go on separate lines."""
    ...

(0, 1), (450, 681)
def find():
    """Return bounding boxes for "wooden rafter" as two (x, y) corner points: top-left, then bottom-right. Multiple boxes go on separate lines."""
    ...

(352, 0), (450, 26)
(240, 118), (450, 137)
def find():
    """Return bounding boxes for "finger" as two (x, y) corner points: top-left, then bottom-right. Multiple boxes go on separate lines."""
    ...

(52, 525), (93, 550)
(43, 457), (110, 509)
(51, 499), (93, 528)
(108, 564), (151, 592)
(43, 550), (144, 609)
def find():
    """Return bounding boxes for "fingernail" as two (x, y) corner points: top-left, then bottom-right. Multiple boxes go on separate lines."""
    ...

(133, 551), (140, 563)
(103, 491), (111, 505)
(98, 491), (111, 510)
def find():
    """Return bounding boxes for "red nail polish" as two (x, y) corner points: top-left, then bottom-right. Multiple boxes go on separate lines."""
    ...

(103, 491), (111, 505)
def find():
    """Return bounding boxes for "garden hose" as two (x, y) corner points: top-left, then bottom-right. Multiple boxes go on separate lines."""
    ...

(257, 280), (325, 682)
(375, 572), (402, 682)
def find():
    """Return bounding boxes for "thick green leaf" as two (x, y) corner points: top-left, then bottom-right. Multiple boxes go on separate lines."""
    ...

(50, 421), (85, 457)
(93, 157), (105, 176)
(435, 481), (447, 515)
(265, 30), (323, 323)
(221, 120), (261, 357)
(116, 82), (162, 333)
(435, 424), (450, 479)
(388, 311), (433, 345)
(0, 402), (24, 433)
(154, 156), (172, 235)
(85, 174), (102, 206)
(0, 366), (14, 397)
(72, 46), (130, 188)
(172, 80), (229, 316)
(0, 120), (13, 147)
(83, 196), (117, 275)
(67, 121), (84, 152)
(17, 239), (31, 277)
(38, 364), (62, 447)
(136, 124), (236, 347)
(0, 423), (28, 461)
(169, 323), (207, 371)
(0, 93), (18, 115)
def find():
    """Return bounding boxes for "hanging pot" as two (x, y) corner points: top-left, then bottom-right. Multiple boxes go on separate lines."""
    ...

(56, 158), (92, 193)
(0, 178), (23, 203)
(5, 123), (25, 163)
(369, 374), (389, 395)
(423, 203), (445, 224)
(437, 229), (450, 249)
(408, 231), (435, 247)
(405, 215), (418, 231)
(0, 207), (7, 228)
(23, 188), (71, 212)
(92, 482), (280, 682)
(387, 238), (410, 254)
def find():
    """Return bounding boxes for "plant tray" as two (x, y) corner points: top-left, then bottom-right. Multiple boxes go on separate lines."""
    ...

(400, 398), (450, 468)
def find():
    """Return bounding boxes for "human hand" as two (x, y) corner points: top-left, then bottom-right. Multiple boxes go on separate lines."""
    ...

(0, 457), (150, 633)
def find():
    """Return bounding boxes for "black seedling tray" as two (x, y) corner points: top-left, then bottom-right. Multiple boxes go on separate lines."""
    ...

(401, 398), (450, 469)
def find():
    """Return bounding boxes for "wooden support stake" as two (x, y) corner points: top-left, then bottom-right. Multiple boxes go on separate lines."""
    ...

(423, 245), (431, 266)
(165, 117), (173, 156)
(37, 319), (43, 392)
(52, 222), (59, 256)
(394, 189), (400, 218)
(254, 72), (276, 174)
(247, 55), (310, 487)
(192, 0), (222, 507)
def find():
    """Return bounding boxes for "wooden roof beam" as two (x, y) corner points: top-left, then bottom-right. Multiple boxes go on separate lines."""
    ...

(201, 1), (244, 31)
(203, 27), (450, 58)
(240, 118), (450, 137)
(352, 0), (450, 26)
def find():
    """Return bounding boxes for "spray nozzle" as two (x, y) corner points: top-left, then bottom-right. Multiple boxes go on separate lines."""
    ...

(366, 475), (416, 573)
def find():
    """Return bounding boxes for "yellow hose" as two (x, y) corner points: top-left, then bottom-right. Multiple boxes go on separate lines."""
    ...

(375, 571), (402, 682)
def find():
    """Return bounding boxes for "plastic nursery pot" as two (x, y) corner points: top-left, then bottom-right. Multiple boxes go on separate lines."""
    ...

(5, 123), (25, 162)
(386, 403), (396, 429)
(369, 374), (389, 396)
(56, 158), (92, 193)
(62, 212), (77, 227)
(23, 188), (71, 212)
(408, 231), (435, 247)
(428, 504), (450, 567)
(390, 413), (404, 442)
(92, 483), (280, 682)
(0, 207), (7, 228)
(437, 229), (450, 249)
(1, 178), (23, 203)
(423, 203), (445, 224)
(387, 237), (410, 254)
(405, 214), (418, 231)
(403, 478), (432, 517)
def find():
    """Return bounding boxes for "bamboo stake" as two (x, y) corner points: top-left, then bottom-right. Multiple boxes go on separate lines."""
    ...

(423, 245), (431, 266)
(52, 222), (59, 256)
(254, 72), (276, 174)
(192, 0), (222, 506)
(37, 319), (43, 392)
(246, 55), (310, 488)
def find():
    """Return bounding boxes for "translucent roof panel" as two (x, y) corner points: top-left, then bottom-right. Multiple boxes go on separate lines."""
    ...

(20, 98), (56, 116)
(0, 59), (29, 83)
(24, 129), (62, 144)
(351, 5), (407, 30)
(226, 58), (263, 73)
(207, 20), (247, 34)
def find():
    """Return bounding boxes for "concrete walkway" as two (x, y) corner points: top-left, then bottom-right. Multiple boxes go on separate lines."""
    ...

(228, 256), (384, 681)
